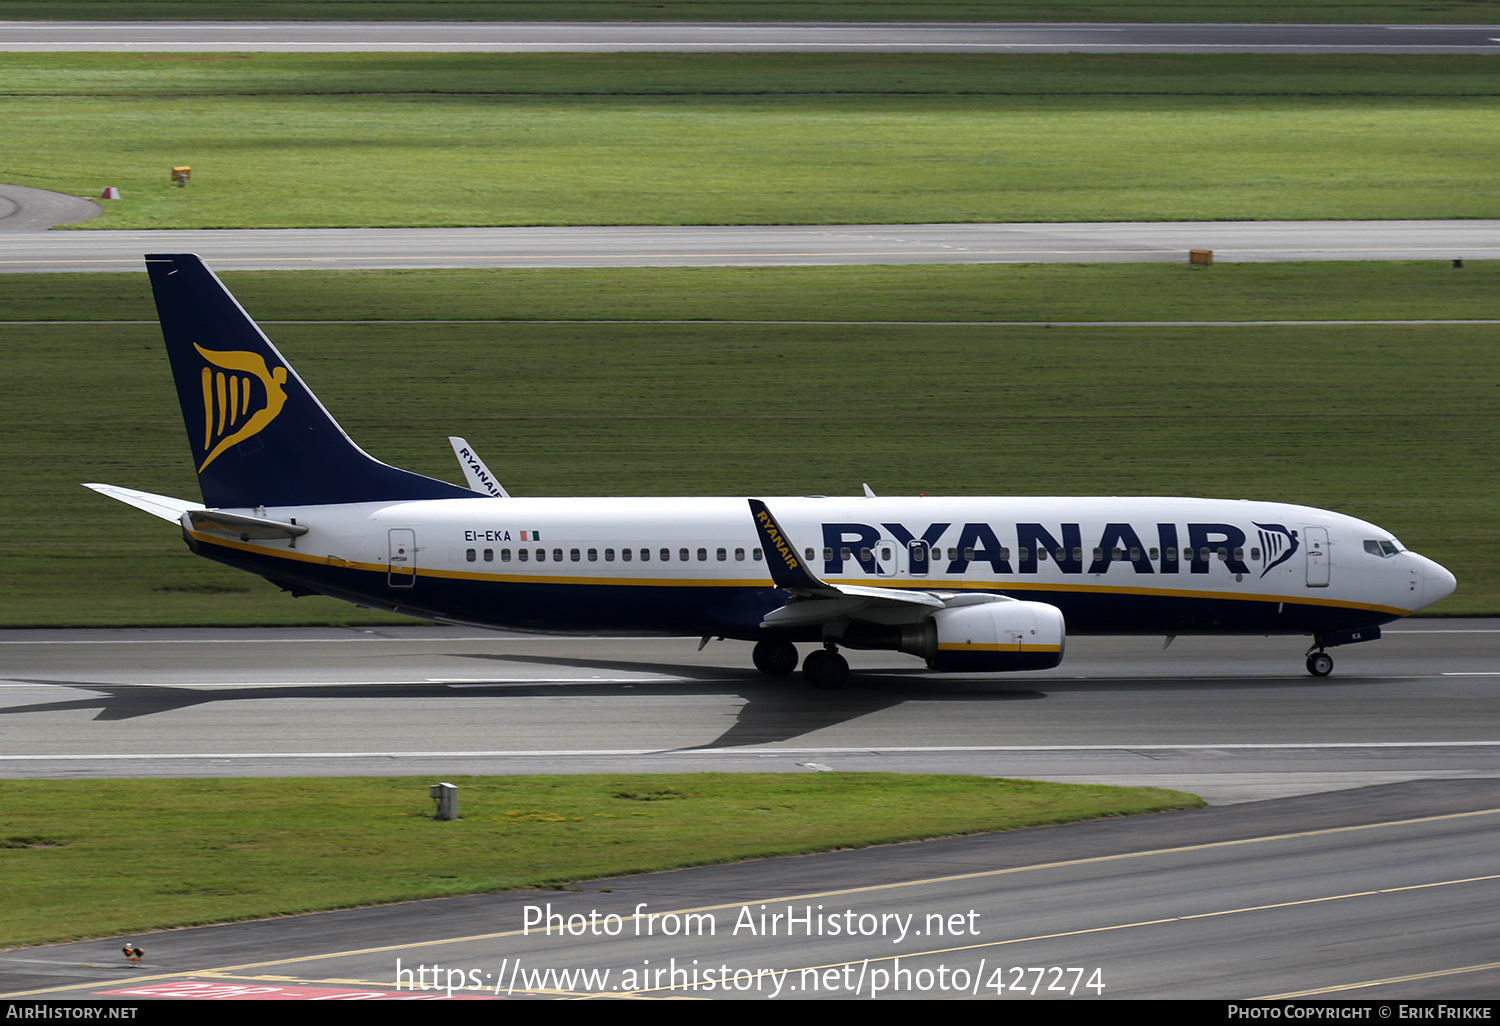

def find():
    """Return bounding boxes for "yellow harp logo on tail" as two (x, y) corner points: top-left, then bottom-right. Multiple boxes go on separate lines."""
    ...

(195, 344), (289, 471)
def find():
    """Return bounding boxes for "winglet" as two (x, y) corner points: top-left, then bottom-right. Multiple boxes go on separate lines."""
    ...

(748, 499), (828, 592)
(449, 436), (510, 497)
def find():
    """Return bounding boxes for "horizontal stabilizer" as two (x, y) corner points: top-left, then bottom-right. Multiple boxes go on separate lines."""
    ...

(84, 483), (202, 524)
(185, 509), (309, 540)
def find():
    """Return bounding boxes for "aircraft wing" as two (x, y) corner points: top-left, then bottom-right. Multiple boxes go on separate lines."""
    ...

(749, 498), (949, 627)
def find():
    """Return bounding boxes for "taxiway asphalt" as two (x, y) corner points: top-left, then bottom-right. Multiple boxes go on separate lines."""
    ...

(5, 221), (1498, 271)
(3, 21), (1499, 54)
(2, 624), (1497, 999)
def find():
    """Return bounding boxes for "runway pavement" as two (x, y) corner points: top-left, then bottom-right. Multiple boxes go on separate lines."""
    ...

(5, 221), (1498, 271)
(3, 624), (1497, 1000)
(3, 21), (1500, 54)
(3, 621), (1497, 803)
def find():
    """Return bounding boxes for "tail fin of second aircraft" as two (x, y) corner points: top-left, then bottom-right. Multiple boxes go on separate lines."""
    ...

(146, 254), (474, 509)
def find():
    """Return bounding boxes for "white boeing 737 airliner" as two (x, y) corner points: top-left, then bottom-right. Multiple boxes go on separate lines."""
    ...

(87, 255), (1457, 688)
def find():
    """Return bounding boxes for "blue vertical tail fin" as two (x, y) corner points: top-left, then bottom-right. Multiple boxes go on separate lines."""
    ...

(146, 253), (473, 509)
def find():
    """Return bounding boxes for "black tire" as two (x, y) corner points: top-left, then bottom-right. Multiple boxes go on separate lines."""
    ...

(803, 649), (850, 690)
(752, 640), (799, 676)
(1307, 652), (1334, 677)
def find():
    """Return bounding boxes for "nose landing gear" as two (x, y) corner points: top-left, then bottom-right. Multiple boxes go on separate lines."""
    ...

(1306, 649), (1334, 677)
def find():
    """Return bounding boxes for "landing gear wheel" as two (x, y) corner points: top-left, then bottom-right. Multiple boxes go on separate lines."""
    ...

(802, 649), (850, 690)
(1307, 652), (1334, 677)
(752, 640), (799, 676)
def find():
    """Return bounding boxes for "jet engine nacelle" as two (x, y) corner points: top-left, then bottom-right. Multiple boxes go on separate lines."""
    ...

(922, 599), (1066, 672)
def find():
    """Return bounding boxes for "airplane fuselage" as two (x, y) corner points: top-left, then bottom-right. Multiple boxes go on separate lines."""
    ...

(182, 494), (1450, 642)
(90, 254), (1457, 686)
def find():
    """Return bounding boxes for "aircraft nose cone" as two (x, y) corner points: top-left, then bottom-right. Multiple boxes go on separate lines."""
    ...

(1422, 557), (1457, 608)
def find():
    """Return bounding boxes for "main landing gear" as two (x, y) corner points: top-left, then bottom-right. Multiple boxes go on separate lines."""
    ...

(751, 639), (799, 676)
(751, 640), (849, 689)
(801, 646), (850, 690)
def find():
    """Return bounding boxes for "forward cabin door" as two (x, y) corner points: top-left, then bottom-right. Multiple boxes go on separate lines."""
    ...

(388, 528), (416, 588)
(1305, 526), (1330, 587)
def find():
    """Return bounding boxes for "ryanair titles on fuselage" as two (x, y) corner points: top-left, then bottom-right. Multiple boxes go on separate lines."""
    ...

(460, 519), (1302, 579)
(822, 520), (1298, 578)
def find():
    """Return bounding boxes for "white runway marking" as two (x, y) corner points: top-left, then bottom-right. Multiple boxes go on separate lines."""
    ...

(4, 741), (1498, 762)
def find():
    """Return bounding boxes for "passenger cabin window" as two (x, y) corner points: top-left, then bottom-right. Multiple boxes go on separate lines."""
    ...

(639, 548), (649, 561)
(553, 548), (563, 562)
(735, 548), (745, 561)
(717, 548), (727, 561)
(501, 548), (512, 562)
(753, 548), (763, 561)
(536, 548), (547, 562)
(519, 548), (529, 562)
(680, 548), (690, 562)
(571, 548), (581, 562)
(588, 548), (598, 561)
(466, 548), (476, 562)
(484, 548), (494, 562)
(660, 548), (670, 561)
(605, 548), (615, 562)
(621, 548), (631, 562)
(698, 548), (708, 562)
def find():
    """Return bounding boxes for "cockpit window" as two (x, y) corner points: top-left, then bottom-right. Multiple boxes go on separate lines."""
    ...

(1364, 539), (1401, 558)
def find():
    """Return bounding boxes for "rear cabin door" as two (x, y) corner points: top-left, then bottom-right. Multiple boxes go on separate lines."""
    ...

(388, 529), (416, 588)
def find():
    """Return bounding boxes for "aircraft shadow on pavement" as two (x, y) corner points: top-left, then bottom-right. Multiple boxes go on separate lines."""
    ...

(4, 660), (1045, 750)
(455, 651), (1045, 749)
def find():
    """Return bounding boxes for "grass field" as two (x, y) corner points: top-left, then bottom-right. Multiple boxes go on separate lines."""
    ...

(0, 774), (1202, 947)
(3, 53), (1497, 228)
(6, 1), (1499, 22)
(2, 262), (1492, 625)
